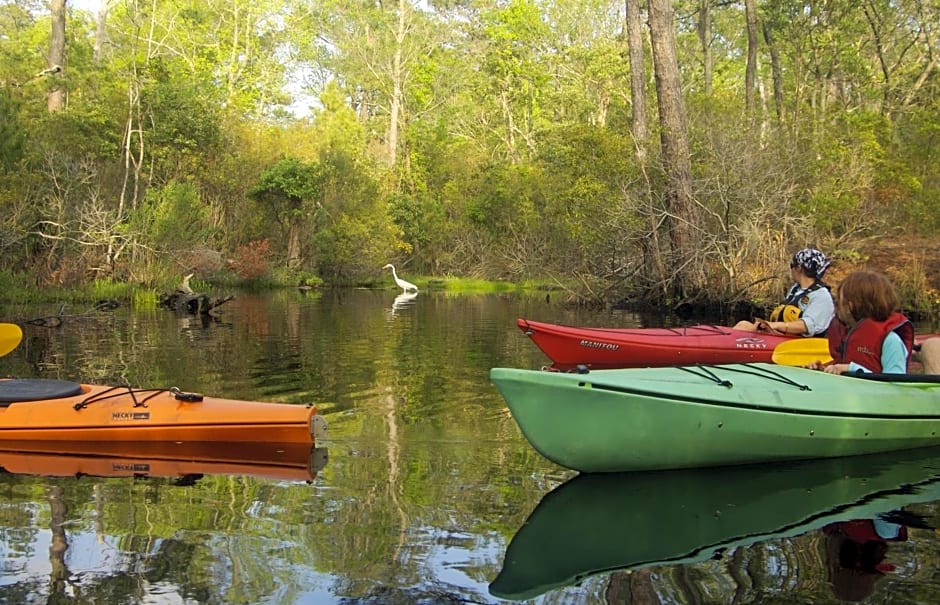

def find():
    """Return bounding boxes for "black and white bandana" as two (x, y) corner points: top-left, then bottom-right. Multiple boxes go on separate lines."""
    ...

(792, 248), (831, 278)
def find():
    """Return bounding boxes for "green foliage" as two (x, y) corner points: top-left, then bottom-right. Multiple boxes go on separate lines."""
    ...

(250, 157), (320, 220)
(0, 273), (151, 306)
(434, 276), (533, 293)
(132, 288), (159, 308)
(795, 111), (908, 238)
(90, 279), (139, 304)
(474, 0), (552, 160)
(1, 0), (939, 311)
(275, 269), (322, 289)
(248, 156), (321, 270)
(0, 90), (25, 172)
(28, 107), (121, 161)
(0, 2), (43, 86)
(891, 105), (940, 232)
(534, 126), (644, 273)
(465, 162), (543, 234)
(312, 81), (367, 155)
(142, 61), (224, 175)
(0, 269), (19, 302)
(132, 181), (215, 252)
(387, 189), (446, 268)
(310, 148), (400, 283)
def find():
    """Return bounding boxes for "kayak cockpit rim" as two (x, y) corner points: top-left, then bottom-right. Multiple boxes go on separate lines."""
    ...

(519, 318), (738, 337)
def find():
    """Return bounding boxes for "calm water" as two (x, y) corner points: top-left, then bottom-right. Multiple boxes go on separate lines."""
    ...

(1, 289), (939, 604)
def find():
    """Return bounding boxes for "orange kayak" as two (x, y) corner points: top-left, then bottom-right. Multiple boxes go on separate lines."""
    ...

(0, 441), (328, 482)
(0, 379), (327, 444)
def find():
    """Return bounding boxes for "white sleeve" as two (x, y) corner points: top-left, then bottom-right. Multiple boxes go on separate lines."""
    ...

(799, 289), (835, 336)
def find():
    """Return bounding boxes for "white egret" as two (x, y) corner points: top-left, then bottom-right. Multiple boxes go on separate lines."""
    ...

(383, 264), (418, 293)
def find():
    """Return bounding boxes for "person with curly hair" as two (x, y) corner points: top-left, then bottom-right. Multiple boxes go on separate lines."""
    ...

(813, 270), (914, 374)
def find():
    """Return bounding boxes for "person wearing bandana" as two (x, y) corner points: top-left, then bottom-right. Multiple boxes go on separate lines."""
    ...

(734, 248), (835, 337)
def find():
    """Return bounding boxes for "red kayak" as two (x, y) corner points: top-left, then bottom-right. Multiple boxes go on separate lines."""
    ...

(516, 318), (795, 370)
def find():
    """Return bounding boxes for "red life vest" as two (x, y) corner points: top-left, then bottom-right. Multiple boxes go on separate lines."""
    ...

(827, 312), (914, 373)
(825, 519), (909, 543)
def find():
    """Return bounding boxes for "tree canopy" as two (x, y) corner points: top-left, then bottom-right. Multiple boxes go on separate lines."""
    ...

(0, 0), (937, 310)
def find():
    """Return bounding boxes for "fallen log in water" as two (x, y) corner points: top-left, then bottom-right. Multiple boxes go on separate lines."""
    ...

(159, 274), (234, 315)
(159, 291), (234, 315)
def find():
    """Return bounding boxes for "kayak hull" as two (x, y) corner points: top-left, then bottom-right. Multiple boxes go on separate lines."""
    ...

(0, 380), (326, 445)
(490, 363), (940, 472)
(516, 318), (794, 369)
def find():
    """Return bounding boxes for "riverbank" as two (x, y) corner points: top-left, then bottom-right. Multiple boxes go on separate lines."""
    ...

(827, 238), (940, 320)
(2, 240), (937, 322)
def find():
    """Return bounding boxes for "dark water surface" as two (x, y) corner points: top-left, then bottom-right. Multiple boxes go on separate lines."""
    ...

(1, 289), (939, 604)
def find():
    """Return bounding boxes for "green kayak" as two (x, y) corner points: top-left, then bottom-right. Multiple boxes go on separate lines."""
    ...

(489, 363), (940, 472)
(489, 446), (940, 601)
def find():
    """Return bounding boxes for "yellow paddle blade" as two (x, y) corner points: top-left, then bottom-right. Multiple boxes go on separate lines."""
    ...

(771, 337), (833, 366)
(0, 323), (23, 357)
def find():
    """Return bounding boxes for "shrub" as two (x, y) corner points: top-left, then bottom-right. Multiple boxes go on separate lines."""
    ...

(229, 240), (271, 281)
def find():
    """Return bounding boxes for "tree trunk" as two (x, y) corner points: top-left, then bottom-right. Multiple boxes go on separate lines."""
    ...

(647, 0), (699, 299)
(744, 0), (759, 114)
(625, 0), (667, 295)
(762, 21), (785, 123)
(288, 222), (302, 269)
(48, 486), (71, 598)
(625, 0), (648, 155)
(697, 0), (713, 96)
(93, 0), (109, 63)
(47, 0), (66, 113)
(387, 0), (407, 167)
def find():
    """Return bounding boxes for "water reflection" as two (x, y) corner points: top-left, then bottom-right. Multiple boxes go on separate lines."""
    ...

(389, 291), (418, 316)
(0, 290), (565, 604)
(3, 292), (940, 603)
(175, 311), (233, 340)
(823, 513), (918, 601)
(491, 447), (940, 601)
(0, 442), (328, 483)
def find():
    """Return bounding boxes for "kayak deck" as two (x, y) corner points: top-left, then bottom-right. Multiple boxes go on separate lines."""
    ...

(517, 318), (794, 369)
(0, 378), (85, 403)
(0, 379), (326, 444)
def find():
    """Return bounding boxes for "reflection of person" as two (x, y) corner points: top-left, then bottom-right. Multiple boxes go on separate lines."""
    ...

(815, 271), (913, 375)
(823, 518), (907, 602)
(734, 248), (834, 337)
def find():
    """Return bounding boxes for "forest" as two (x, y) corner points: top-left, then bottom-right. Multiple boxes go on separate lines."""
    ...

(0, 0), (937, 312)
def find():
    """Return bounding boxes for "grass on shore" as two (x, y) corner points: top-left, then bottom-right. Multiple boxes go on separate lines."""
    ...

(0, 270), (565, 310)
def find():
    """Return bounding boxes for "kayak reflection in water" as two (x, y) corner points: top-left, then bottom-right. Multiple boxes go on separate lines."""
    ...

(823, 512), (924, 602)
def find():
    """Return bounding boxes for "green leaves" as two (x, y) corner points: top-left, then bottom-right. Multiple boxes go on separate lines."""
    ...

(251, 157), (320, 208)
